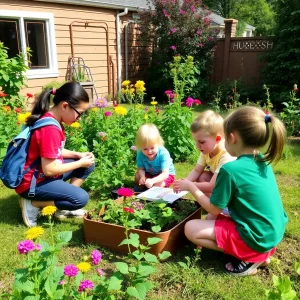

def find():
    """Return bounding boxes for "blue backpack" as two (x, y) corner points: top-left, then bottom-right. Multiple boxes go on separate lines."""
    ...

(0, 117), (62, 196)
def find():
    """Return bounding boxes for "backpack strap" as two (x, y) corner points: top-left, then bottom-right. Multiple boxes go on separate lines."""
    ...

(27, 117), (62, 197)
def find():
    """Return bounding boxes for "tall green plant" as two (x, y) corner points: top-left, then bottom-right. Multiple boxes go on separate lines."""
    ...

(0, 42), (29, 109)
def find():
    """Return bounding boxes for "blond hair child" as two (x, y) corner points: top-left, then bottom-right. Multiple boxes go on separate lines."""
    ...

(174, 106), (287, 276)
(134, 124), (175, 190)
(174, 110), (235, 198)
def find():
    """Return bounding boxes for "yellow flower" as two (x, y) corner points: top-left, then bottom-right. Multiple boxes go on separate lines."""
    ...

(91, 107), (98, 112)
(136, 104), (143, 110)
(114, 106), (128, 115)
(77, 262), (91, 273)
(144, 114), (148, 120)
(25, 226), (44, 240)
(135, 80), (145, 89)
(136, 86), (146, 93)
(130, 88), (135, 94)
(70, 121), (80, 128)
(151, 101), (158, 105)
(41, 205), (57, 216)
(2, 105), (11, 112)
(17, 112), (31, 123)
(121, 88), (126, 95)
(122, 80), (131, 87)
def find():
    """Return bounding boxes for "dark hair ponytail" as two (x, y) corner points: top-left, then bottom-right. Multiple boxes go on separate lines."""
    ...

(26, 82), (89, 126)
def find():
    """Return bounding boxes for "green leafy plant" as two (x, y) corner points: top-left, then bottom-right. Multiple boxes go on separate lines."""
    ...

(89, 188), (199, 233)
(265, 259), (300, 300)
(0, 42), (30, 109)
(159, 56), (197, 162)
(280, 84), (300, 136)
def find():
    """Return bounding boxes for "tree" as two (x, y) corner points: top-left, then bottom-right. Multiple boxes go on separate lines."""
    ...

(202, 0), (276, 35)
(263, 0), (300, 99)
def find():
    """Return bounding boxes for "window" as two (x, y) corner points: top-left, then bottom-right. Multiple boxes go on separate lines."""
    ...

(0, 10), (58, 79)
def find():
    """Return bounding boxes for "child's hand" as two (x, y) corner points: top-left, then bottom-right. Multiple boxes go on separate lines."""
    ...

(79, 155), (95, 168)
(139, 176), (146, 185)
(173, 179), (191, 193)
(145, 178), (154, 188)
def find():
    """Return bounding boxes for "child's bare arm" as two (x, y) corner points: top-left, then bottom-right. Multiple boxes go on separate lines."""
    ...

(186, 164), (204, 181)
(145, 170), (169, 188)
(193, 172), (218, 193)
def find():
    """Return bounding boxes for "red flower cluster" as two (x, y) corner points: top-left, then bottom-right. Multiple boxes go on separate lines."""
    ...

(123, 207), (134, 214)
(117, 187), (134, 197)
(0, 92), (8, 97)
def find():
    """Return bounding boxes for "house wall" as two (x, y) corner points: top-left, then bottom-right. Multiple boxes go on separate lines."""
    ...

(0, 0), (148, 101)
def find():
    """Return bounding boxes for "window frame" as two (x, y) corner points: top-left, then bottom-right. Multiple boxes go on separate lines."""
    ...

(0, 10), (58, 79)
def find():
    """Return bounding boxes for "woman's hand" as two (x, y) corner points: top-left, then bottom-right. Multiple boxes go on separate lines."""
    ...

(78, 153), (95, 168)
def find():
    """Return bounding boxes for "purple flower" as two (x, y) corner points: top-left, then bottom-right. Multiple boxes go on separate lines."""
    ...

(17, 240), (35, 254)
(97, 268), (106, 276)
(197, 29), (202, 35)
(104, 111), (112, 117)
(171, 28), (177, 33)
(170, 45), (176, 50)
(130, 145), (137, 151)
(165, 90), (173, 95)
(91, 250), (102, 265)
(95, 97), (108, 108)
(132, 201), (145, 210)
(35, 244), (42, 251)
(64, 264), (78, 277)
(180, 9), (185, 15)
(170, 99), (174, 103)
(78, 280), (94, 292)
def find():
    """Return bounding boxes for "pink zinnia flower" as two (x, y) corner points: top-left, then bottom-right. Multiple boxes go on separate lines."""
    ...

(194, 99), (202, 105)
(97, 268), (106, 276)
(164, 90), (173, 95)
(144, 107), (149, 111)
(130, 145), (137, 151)
(17, 240), (36, 254)
(170, 45), (176, 50)
(124, 207), (134, 214)
(78, 280), (94, 292)
(104, 111), (112, 117)
(186, 97), (194, 107)
(117, 188), (134, 197)
(59, 280), (66, 285)
(179, 9), (185, 15)
(98, 132), (107, 138)
(171, 28), (177, 33)
(14, 107), (21, 113)
(91, 249), (102, 265)
(95, 97), (108, 108)
(170, 99), (174, 103)
(64, 264), (78, 277)
(132, 201), (144, 210)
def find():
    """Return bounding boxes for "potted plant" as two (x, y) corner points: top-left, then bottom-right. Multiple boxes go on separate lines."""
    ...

(83, 188), (202, 257)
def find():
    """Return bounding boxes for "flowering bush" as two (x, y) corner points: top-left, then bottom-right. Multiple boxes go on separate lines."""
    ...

(138, 0), (218, 97)
(5, 205), (169, 300)
(89, 188), (199, 233)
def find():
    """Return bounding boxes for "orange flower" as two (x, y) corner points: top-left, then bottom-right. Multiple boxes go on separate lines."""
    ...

(2, 105), (11, 112)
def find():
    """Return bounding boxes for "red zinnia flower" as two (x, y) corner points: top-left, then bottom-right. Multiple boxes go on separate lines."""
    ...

(27, 93), (33, 98)
(14, 107), (22, 113)
(124, 207), (134, 214)
(117, 187), (134, 197)
(113, 103), (118, 107)
(0, 92), (8, 97)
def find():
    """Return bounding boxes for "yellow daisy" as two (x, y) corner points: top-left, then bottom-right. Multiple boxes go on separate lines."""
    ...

(25, 226), (45, 240)
(151, 101), (158, 105)
(114, 106), (128, 116)
(77, 262), (91, 273)
(70, 122), (80, 128)
(144, 114), (148, 120)
(134, 80), (145, 89)
(41, 206), (57, 216)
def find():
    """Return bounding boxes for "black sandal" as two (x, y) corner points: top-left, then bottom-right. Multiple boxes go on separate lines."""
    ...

(225, 259), (263, 276)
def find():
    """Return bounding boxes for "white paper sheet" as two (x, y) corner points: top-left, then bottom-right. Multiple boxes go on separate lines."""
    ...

(136, 186), (188, 204)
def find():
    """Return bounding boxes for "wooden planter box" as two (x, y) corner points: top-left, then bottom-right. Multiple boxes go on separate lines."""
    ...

(83, 199), (202, 257)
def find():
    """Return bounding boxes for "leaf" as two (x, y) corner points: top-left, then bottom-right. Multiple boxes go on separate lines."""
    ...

(114, 262), (129, 274)
(107, 275), (123, 291)
(151, 225), (161, 233)
(126, 283), (147, 300)
(56, 231), (72, 243)
(178, 262), (188, 269)
(158, 251), (171, 260)
(144, 252), (159, 263)
(147, 237), (162, 245)
(132, 250), (144, 260)
(13, 279), (35, 294)
(294, 262), (300, 274)
(137, 263), (155, 277)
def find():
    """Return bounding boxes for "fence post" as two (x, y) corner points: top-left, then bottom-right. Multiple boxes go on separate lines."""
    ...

(222, 19), (238, 81)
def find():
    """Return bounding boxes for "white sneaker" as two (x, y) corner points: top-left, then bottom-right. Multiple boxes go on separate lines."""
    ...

(19, 197), (41, 227)
(54, 209), (87, 220)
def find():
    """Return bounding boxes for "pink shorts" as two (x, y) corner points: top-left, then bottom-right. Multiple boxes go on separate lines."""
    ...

(215, 214), (276, 263)
(145, 172), (175, 188)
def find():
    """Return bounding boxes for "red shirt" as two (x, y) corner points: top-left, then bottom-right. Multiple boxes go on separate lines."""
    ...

(15, 112), (65, 194)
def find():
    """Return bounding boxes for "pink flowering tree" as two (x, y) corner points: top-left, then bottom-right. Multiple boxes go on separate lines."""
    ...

(138, 0), (218, 97)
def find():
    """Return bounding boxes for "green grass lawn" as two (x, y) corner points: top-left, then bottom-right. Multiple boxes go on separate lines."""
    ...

(0, 140), (299, 299)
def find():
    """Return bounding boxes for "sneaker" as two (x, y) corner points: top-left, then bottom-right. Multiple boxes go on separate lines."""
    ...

(54, 209), (87, 220)
(19, 197), (41, 227)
